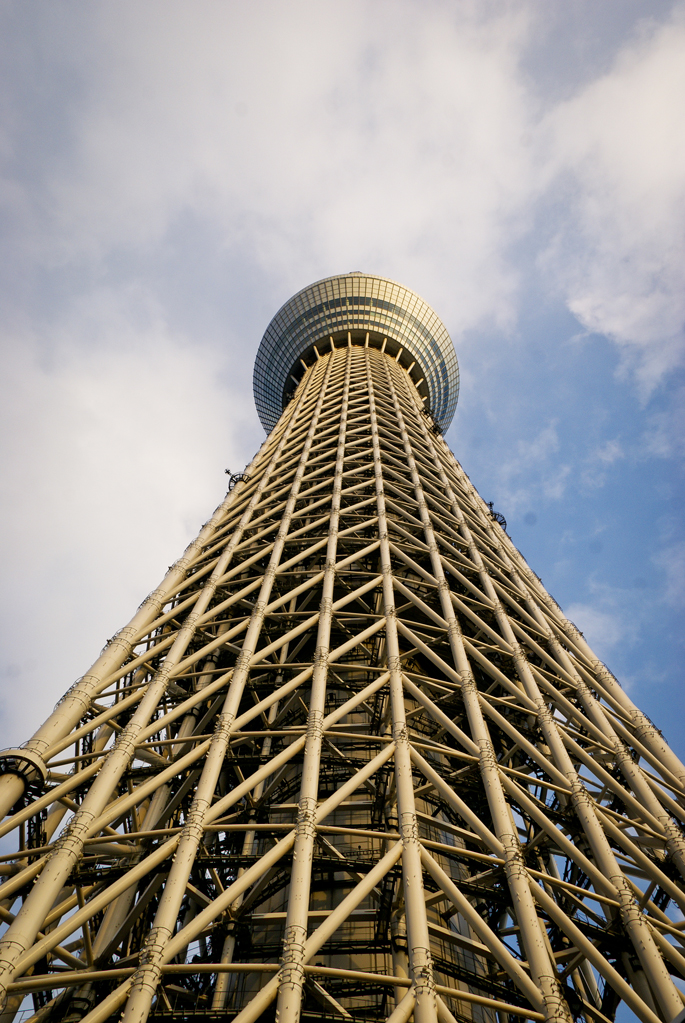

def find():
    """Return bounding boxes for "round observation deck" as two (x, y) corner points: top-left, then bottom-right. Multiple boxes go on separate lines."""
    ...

(253, 272), (459, 434)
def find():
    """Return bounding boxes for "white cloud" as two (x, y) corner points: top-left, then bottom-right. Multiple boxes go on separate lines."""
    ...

(4, 3), (683, 384)
(594, 439), (624, 464)
(654, 539), (685, 608)
(565, 602), (628, 660)
(0, 290), (257, 744)
(565, 537), (684, 686)
(0, 2), (540, 333)
(579, 437), (625, 488)
(519, 422), (560, 463)
(0, 1), (548, 747)
(640, 386), (685, 460)
(0, 1), (683, 752)
(543, 10), (685, 393)
(493, 421), (572, 510)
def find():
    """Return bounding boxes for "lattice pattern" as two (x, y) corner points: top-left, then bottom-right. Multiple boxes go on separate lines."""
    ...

(0, 344), (683, 1023)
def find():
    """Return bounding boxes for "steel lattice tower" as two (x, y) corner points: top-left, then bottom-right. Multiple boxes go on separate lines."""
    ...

(0, 273), (683, 1023)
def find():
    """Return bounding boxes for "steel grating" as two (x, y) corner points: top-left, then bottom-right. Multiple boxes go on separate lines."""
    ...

(0, 341), (682, 1023)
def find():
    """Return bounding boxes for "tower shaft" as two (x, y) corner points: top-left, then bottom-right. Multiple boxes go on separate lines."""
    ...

(0, 312), (683, 1023)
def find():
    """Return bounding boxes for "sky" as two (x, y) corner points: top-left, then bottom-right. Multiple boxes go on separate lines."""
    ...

(0, 0), (683, 782)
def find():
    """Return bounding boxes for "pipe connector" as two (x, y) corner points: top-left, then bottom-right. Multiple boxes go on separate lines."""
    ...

(0, 748), (47, 806)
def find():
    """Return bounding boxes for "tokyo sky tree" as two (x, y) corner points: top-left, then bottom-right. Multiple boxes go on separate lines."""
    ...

(0, 273), (684, 1023)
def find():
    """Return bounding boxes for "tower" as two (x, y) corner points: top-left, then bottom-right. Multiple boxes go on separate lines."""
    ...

(0, 272), (683, 1023)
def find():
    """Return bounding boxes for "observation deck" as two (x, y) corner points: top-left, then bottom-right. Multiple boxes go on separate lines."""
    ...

(253, 272), (459, 434)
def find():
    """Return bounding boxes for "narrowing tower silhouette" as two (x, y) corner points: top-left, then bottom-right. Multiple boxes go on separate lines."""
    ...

(0, 274), (683, 1023)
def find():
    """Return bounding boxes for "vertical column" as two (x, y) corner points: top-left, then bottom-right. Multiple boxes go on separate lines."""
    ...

(118, 354), (339, 1023)
(383, 358), (572, 1023)
(366, 349), (437, 1023)
(0, 359), (327, 1013)
(276, 345), (352, 1023)
(457, 460), (685, 794)
(408, 376), (684, 1021)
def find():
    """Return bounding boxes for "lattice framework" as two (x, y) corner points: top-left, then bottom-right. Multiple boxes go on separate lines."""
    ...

(0, 343), (682, 1023)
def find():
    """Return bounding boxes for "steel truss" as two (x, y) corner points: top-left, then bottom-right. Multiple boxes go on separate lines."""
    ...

(0, 342), (683, 1023)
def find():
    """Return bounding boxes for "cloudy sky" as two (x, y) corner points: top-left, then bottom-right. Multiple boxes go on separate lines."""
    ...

(0, 1), (683, 771)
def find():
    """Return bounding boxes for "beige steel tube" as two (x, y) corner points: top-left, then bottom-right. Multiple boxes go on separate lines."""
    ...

(232, 842), (404, 1023)
(16, 838), (180, 977)
(386, 988), (417, 1023)
(76, 744), (397, 1023)
(210, 602), (305, 1012)
(481, 557), (685, 874)
(450, 536), (684, 1009)
(455, 464), (685, 795)
(524, 609), (685, 880)
(120, 354), (338, 1023)
(367, 350), (438, 1023)
(413, 386), (685, 1020)
(420, 847), (545, 1012)
(0, 432), (271, 820)
(15, 679), (393, 981)
(0, 361), (323, 1010)
(515, 556), (685, 793)
(383, 357), (571, 1023)
(408, 746), (504, 859)
(276, 346), (351, 1023)
(529, 882), (663, 1023)
(211, 696), (281, 1011)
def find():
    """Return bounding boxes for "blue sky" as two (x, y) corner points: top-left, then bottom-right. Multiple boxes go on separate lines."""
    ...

(0, 0), (683, 789)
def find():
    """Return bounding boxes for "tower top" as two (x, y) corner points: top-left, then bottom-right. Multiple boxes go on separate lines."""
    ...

(253, 272), (459, 433)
